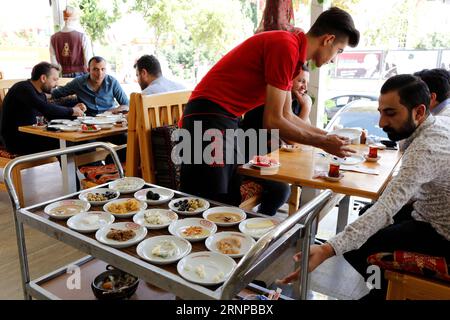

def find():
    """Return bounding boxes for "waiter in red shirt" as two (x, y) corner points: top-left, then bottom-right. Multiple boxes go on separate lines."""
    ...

(179, 7), (360, 205)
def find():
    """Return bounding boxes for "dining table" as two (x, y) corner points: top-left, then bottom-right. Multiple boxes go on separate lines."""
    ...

(19, 124), (128, 194)
(238, 143), (402, 233)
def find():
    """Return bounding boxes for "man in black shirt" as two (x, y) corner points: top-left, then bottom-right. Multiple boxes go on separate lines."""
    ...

(1, 62), (86, 154)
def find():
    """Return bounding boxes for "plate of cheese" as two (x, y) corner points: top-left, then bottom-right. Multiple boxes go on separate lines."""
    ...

(238, 217), (279, 239)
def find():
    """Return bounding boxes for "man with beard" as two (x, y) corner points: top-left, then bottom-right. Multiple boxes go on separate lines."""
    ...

(0, 62), (86, 154)
(279, 74), (450, 300)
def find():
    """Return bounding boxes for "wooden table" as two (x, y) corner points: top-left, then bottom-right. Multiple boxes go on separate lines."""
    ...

(19, 125), (127, 194)
(239, 144), (402, 231)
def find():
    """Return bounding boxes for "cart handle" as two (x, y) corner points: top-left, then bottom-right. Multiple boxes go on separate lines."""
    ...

(4, 141), (123, 211)
(220, 189), (333, 300)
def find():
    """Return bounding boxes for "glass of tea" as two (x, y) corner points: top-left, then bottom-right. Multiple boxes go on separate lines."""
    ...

(35, 116), (45, 126)
(328, 158), (341, 178)
(368, 145), (378, 158)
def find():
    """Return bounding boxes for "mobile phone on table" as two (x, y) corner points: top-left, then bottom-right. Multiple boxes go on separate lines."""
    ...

(380, 139), (398, 150)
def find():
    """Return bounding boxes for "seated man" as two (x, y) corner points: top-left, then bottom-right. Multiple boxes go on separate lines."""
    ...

(414, 68), (450, 117)
(0, 62), (85, 154)
(51, 56), (129, 116)
(134, 54), (186, 95)
(279, 74), (450, 300)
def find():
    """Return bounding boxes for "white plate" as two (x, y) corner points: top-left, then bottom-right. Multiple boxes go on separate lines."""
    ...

(82, 118), (117, 125)
(136, 235), (191, 265)
(81, 128), (101, 133)
(202, 206), (246, 227)
(44, 199), (91, 220)
(133, 209), (178, 229)
(59, 125), (79, 132)
(134, 187), (175, 205)
(103, 198), (147, 218)
(238, 217), (279, 240)
(205, 232), (255, 258)
(50, 119), (71, 124)
(97, 124), (114, 130)
(109, 177), (146, 194)
(248, 160), (281, 169)
(168, 197), (210, 215)
(66, 211), (115, 233)
(328, 128), (362, 144)
(78, 188), (120, 205)
(95, 222), (147, 248)
(177, 251), (237, 286)
(281, 144), (302, 152)
(323, 173), (344, 182)
(337, 154), (365, 165)
(168, 218), (217, 242)
(364, 154), (380, 162)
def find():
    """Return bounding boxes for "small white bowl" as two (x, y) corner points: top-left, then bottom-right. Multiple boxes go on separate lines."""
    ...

(202, 206), (246, 227)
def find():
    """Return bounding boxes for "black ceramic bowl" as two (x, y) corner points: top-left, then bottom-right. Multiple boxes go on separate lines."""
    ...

(91, 265), (139, 300)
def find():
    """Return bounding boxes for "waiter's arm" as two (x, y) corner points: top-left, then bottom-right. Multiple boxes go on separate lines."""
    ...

(263, 84), (353, 158)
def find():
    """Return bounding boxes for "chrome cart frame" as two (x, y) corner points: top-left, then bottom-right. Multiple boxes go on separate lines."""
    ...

(5, 142), (334, 300)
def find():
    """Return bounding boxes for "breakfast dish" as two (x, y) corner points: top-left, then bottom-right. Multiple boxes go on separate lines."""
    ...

(205, 232), (255, 258)
(103, 198), (147, 218)
(95, 222), (147, 248)
(239, 217), (279, 239)
(168, 197), (210, 215)
(202, 206), (246, 227)
(177, 251), (237, 286)
(78, 188), (120, 205)
(133, 209), (178, 229)
(168, 218), (217, 242)
(67, 211), (115, 233)
(134, 187), (174, 205)
(109, 177), (145, 194)
(44, 199), (91, 220)
(136, 235), (192, 265)
(249, 155), (280, 169)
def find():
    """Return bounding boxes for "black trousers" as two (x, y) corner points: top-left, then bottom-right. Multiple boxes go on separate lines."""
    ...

(344, 203), (450, 300)
(180, 99), (242, 206)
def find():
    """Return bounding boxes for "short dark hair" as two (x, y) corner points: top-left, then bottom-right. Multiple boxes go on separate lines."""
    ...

(380, 74), (430, 113)
(414, 68), (450, 103)
(134, 55), (162, 77)
(88, 56), (106, 67)
(308, 7), (360, 47)
(31, 62), (60, 81)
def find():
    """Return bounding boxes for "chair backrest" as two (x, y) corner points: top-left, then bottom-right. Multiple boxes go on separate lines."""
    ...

(126, 90), (191, 182)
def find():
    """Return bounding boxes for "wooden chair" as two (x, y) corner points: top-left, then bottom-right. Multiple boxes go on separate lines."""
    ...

(385, 270), (450, 300)
(0, 79), (76, 206)
(130, 91), (261, 211)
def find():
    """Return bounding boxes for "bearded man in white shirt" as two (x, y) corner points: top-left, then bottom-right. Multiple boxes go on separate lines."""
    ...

(280, 74), (450, 300)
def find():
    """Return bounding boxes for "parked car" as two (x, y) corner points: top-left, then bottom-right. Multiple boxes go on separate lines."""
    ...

(325, 100), (388, 140)
(325, 94), (378, 121)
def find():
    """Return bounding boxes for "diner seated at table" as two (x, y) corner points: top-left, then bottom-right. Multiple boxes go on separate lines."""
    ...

(414, 68), (450, 118)
(279, 74), (450, 300)
(51, 56), (129, 116)
(134, 54), (186, 95)
(0, 62), (86, 155)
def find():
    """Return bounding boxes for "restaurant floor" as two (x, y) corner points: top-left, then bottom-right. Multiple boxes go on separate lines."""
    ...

(0, 163), (368, 300)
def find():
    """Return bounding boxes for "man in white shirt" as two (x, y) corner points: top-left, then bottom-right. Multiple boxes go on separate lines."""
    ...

(279, 74), (450, 299)
(414, 68), (450, 117)
(134, 55), (185, 95)
(50, 6), (93, 78)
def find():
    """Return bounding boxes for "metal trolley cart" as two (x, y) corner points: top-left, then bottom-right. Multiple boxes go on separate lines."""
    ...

(5, 142), (334, 300)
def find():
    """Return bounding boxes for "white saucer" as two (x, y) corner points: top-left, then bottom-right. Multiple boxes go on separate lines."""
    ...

(364, 154), (380, 162)
(323, 173), (344, 182)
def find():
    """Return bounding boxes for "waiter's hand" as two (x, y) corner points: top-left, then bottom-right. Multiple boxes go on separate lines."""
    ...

(322, 134), (356, 158)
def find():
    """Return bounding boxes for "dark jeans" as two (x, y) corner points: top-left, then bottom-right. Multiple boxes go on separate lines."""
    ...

(344, 203), (450, 300)
(257, 180), (291, 216)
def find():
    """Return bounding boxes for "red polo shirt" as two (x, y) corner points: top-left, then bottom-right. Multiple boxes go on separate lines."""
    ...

(189, 30), (308, 117)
